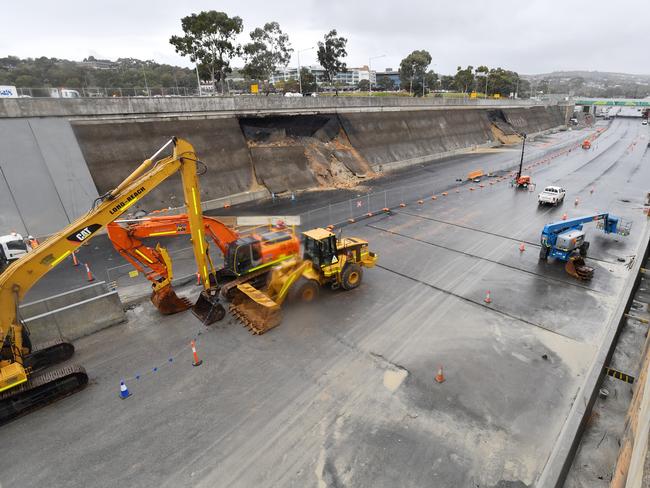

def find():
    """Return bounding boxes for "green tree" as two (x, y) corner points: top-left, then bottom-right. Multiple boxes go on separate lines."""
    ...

(439, 75), (454, 91)
(242, 21), (293, 90)
(474, 65), (489, 96)
(357, 79), (370, 91)
(299, 68), (317, 93)
(169, 10), (243, 93)
(454, 65), (474, 93)
(399, 50), (432, 96)
(317, 29), (347, 95)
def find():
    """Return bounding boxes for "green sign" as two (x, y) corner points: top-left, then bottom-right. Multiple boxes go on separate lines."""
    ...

(576, 99), (650, 107)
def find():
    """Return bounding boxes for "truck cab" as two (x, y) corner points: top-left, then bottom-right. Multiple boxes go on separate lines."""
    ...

(0, 233), (28, 269)
(538, 186), (566, 206)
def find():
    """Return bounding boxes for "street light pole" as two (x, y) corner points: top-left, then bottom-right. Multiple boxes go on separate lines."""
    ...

(368, 54), (386, 97)
(296, 46), (314, 95)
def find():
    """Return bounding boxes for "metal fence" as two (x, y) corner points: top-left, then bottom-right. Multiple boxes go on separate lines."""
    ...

(16, 86), (197, 98)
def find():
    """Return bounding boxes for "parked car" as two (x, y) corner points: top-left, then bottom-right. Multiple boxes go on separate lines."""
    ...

(538, 186), (566, 206)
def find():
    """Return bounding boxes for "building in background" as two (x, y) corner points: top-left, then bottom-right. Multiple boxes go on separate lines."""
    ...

(270, 65), (376, 89)
(375, 68), (401, 90)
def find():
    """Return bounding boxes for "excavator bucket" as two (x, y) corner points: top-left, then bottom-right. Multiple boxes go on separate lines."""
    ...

(229, 283), (281, 335)
(192, 288), (226, 325)
(151, 284), (193, 315)
(565, 256), (595, 281)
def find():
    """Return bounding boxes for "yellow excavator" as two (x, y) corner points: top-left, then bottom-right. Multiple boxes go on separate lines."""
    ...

(230, 228), (378, 334)
(0, 137), (218, 423)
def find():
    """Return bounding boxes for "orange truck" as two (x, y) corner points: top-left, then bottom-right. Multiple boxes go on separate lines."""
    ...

(582, 140), (591, 150)
(107, 215), (300, 314)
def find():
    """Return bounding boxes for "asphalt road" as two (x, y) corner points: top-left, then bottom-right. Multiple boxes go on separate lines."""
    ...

(4, 118), (649, 487)
(25, 124), (595, 302)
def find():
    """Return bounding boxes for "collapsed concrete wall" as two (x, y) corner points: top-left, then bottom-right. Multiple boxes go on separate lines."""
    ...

(0, 105), (569, 236)
(72, 118), (254, 213)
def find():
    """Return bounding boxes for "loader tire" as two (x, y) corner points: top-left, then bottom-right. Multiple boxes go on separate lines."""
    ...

(294, 279), (320, 303)
(539, 246), (549, 260)
(341, 264), (363, 290)
(579, 241), (590, 257)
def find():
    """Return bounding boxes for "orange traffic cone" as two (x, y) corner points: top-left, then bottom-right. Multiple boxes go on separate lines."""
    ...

(519, 242), (525, 252)
(435, 365), (445, 383)
(191, 340), (202, 367)
(196, 272), (201, 286)
(85, 263), (94, 282)
(72, 251), (79, 267)
(562, 213), (568, 220)
(484, 290), (492, 304)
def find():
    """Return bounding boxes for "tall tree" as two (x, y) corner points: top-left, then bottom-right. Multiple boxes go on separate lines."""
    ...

(399, 50), (432, 97)
(169, 10), (243, 94)
(439, 75), (455, 91)
(242, 21), (293, 90)
(475, 65), (489, 95)
(299, 68), (318, 93)
(454, 65), (474, 94)
(377, 76), (395, 91)
(317, 30), (347, 96)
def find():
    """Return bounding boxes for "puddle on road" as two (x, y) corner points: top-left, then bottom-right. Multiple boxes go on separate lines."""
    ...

(383, 368), (408, 392)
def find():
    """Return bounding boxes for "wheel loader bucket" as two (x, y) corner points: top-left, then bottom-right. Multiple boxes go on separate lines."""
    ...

(151, 284), (193, 315)
(192, 288), (226, 325)
(565, 256), (594, 281)
(229, 283), (281, 335)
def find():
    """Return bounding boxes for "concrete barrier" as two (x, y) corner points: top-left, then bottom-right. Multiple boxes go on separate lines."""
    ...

(20, 281), (110, 318)
(21, 282), (126, 343)
(0, 95), (564, 119)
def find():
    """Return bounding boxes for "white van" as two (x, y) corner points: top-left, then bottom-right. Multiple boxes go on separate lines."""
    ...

(0, 233), (28, 268)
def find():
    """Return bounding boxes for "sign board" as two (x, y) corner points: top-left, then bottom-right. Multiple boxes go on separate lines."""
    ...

(470, 91), (478, 99)
(0, 85), (18, 98)
(128, 270), (139, 278)
(250, 84), (259, 94)
(236, 215), (301, 227)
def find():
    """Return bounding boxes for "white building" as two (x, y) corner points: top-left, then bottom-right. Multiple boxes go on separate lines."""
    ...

(270, 65), (376, 87)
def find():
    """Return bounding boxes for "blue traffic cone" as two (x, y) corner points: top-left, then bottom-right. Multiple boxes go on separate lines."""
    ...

(119, 380), (131, 399)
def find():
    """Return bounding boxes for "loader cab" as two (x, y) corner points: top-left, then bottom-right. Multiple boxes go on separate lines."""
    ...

(302, 228), (338, 267)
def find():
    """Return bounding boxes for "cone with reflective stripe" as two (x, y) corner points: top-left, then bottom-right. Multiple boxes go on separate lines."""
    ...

(119, 380), (131, 399)
(72, 251), (79, 266)
(85, 263), (94, 282)
(484, 290), (492, 304)
(191, 340), (202, 367)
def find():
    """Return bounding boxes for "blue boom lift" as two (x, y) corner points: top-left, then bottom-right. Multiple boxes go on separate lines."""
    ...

(539, 213), (631, 280)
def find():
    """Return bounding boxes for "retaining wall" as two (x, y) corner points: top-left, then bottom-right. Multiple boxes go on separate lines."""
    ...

(0, 103), (571, 236)
(0, 95), (562, 119)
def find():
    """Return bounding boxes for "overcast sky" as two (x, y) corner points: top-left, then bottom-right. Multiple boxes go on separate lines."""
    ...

(2, 0), (648, 75)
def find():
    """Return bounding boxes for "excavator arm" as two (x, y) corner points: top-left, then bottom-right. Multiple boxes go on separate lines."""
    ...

(106, 214), (240, 314)
(0, 137), (211, 420)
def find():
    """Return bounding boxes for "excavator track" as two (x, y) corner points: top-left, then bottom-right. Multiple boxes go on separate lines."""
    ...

(0, 364), (88, 425)
(26, 339), (75, 372)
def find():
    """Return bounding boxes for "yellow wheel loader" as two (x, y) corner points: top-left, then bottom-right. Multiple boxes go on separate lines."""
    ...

(229, 228), (377, 335)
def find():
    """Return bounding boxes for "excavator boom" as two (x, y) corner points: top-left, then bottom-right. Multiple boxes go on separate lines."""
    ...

(0, 137), (211, 423)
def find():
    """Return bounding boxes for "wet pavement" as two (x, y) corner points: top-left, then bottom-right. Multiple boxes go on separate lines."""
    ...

(3, 118), (650, 487)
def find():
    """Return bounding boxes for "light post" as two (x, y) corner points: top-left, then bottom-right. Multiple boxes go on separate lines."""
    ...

(296, 46), (314, 95)
(368, 54), (386, 96)
(484, 72), (489, 99)
(409, 62), (416, 96)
